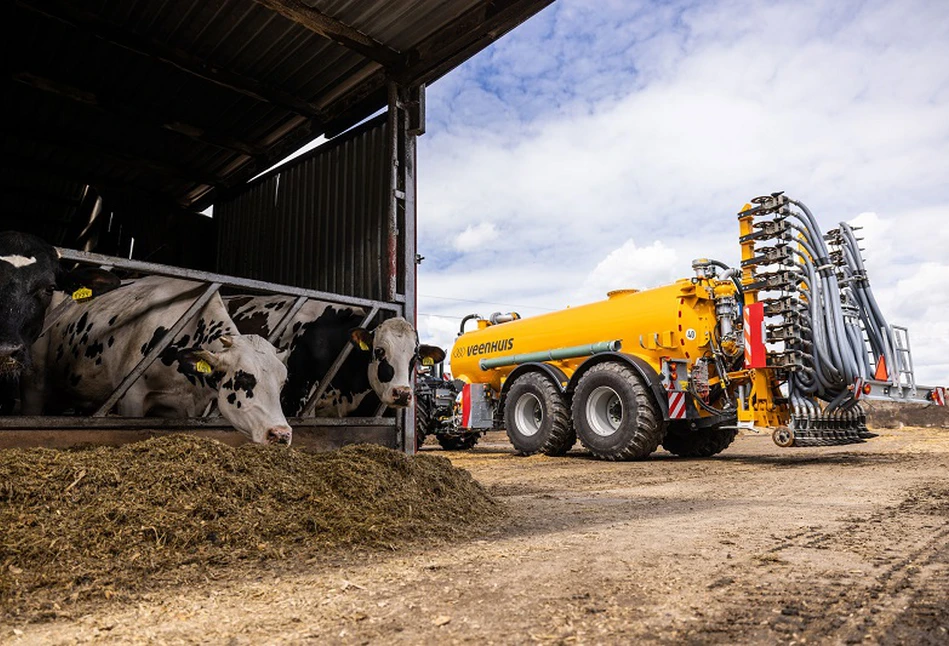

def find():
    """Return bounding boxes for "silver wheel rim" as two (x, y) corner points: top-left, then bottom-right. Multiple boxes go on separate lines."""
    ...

(513, 393), (543, 437)
(586, 385), (623, 436)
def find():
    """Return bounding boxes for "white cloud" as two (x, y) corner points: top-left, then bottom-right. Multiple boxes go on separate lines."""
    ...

(417, 0), (949, 385)
(579, 239), (680, 304)
(453, 222), (500, 252)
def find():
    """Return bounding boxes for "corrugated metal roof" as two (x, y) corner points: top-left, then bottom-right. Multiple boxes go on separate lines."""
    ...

(4, 0), (554, 232)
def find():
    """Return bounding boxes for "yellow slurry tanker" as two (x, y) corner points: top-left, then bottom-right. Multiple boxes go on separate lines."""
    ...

(443, 193), (946, 460)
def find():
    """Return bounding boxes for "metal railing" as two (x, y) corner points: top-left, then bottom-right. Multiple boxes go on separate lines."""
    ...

(0, 248), (404, 446)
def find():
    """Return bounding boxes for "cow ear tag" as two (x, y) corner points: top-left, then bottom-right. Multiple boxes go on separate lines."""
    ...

(72, 287), (93, 301)
(196, 360), (213, 374)
(358, 341), (370, 351)
(422, 357), (435, 366)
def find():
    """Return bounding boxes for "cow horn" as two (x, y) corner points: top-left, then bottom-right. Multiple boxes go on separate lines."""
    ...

(219, 335), (234, 348)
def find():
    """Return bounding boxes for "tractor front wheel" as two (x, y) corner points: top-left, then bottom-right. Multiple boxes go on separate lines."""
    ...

(438, 434), (480, 451)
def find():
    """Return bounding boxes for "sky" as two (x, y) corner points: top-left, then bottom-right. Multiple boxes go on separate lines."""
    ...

(413, 0), (949, 387)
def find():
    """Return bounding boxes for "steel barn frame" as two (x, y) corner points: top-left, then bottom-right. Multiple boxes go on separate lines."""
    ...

(2, 0), (555, 451)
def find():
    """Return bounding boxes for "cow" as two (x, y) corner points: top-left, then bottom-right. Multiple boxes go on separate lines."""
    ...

(28, 276), (293, 445)
(225, 296), (445, 417)
(1, 231), (118, 414)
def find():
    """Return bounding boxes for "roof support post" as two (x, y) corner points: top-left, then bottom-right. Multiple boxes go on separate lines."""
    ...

(385, 80), (423, 454)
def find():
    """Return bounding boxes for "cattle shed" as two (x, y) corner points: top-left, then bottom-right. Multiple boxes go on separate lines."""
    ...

(2, 0), (554, 451)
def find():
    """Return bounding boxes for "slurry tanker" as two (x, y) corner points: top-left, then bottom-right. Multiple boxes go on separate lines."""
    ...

(429, 193), (945, 459)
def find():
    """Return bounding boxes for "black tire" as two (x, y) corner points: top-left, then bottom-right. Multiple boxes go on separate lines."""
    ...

(571, 362), (664, 460)
(415, 401), (431, 451)
(661, 425), (738, 457)
(437, 434), (480, 451)
(503, 372), (575, 456)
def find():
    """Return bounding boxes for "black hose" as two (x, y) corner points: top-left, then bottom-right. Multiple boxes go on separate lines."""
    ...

(458, 314), (480, 336)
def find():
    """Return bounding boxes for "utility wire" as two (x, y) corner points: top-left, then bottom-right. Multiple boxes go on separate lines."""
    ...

(419, 293), (558, 312)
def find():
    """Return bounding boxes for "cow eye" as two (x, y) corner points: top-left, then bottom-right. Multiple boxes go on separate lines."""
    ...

(34, 284), (55, 296)
(373, 348), (385, 360)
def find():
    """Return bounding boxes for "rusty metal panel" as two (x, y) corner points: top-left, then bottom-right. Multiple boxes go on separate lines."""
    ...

(215, 116), (388, 299)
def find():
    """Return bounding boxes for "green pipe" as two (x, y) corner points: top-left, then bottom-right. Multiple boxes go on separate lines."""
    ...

(479, 340), (622, 370)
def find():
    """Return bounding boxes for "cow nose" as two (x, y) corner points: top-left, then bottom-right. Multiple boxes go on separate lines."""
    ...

(267, 426), (293, 446)
(392, 387), (412, 407)
(0, 343), (24, 359)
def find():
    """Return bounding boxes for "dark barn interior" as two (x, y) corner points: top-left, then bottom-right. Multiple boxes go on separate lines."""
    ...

(4, 0), (552, 282)
(2, 0), (554, 449)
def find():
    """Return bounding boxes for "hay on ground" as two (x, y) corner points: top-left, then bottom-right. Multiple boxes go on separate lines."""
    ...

(0, 435), (504, 620)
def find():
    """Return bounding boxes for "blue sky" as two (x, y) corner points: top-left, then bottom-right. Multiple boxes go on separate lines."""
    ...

(414, 0), (949, 386)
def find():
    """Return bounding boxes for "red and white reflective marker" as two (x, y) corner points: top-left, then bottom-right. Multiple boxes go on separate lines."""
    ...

(743, 302), (767, 369)
(668, 391), (687, 419)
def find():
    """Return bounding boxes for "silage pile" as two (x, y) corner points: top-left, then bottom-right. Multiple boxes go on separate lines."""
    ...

(0, 435), (504, 619)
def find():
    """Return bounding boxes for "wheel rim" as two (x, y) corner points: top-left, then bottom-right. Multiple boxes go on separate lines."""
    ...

(586, 385), (623, 436)
(513, 393), (544, 437)
(773, 427), (794, 448)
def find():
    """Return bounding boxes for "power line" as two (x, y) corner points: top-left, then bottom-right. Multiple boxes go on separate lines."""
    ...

(418, 293), (558, 312)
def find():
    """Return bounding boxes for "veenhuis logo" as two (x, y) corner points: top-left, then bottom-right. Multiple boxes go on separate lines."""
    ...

(459, 338), (514, 358)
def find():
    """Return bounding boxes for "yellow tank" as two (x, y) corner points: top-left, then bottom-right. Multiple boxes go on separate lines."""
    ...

(450, 277), (734, 390)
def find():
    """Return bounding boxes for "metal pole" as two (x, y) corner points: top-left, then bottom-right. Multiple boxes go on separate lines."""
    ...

(386, 81), (401, 303)
(267, 295), (309, 345)
(57, 247), (397, 312)
(0, 416), (396, 430)
(93, 282), (222, 416)
(401, 85), (420, 455)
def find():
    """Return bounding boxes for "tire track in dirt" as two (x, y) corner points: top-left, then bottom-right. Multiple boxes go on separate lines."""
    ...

(678, 482), (949, 644)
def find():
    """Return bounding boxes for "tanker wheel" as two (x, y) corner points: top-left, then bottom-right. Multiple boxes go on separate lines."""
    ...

(661, 425), (738, 457)
(571, 362), (664, 460)
(437, 434), (480, 451)
(772, 426), (795, 448)
(504, 372), (575, 456)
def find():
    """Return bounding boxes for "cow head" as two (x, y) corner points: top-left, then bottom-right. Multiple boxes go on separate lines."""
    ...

(1, 232), (120, 381)
(350, 318), (446, 408)
(1, 232), (62, 378)
(178, 335), (293, 445)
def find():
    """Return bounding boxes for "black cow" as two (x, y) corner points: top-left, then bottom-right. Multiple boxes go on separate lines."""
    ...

(225, 296), (445, 417)
(0, 231), (117, 414)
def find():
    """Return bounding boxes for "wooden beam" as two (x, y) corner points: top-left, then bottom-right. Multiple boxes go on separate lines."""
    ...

(396, 0), (555, 86)
(11, 71), (264, 158)
(17, 0), (328, 121)
(252, 0), (403, 67)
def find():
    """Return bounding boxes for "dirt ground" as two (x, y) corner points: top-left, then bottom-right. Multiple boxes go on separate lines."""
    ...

(5, 425), (949, 645)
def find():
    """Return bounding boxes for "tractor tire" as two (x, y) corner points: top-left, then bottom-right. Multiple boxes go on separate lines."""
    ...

(661, 425), (738, 457)
(437, 434), (480, 451)
(503, 372), (575, 456)
(571, 362), (664, 460)
(415, 401), (432, 451)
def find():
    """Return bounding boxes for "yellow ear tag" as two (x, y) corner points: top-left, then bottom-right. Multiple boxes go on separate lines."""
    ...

(358, 341), (370, 351)
(422, 357), (435, 366)
(72, 287), (93, 301)
(196, 360), (213, 374)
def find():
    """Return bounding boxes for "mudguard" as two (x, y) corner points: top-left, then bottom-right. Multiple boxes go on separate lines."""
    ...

(495, 362), (570, 428)
(566, 352), (668, 418)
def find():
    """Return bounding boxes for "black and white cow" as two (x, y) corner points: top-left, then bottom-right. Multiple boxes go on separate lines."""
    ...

(0, 231), (118, 414)
(225, 296), (445, 417)
(28, 276), (293, 444)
